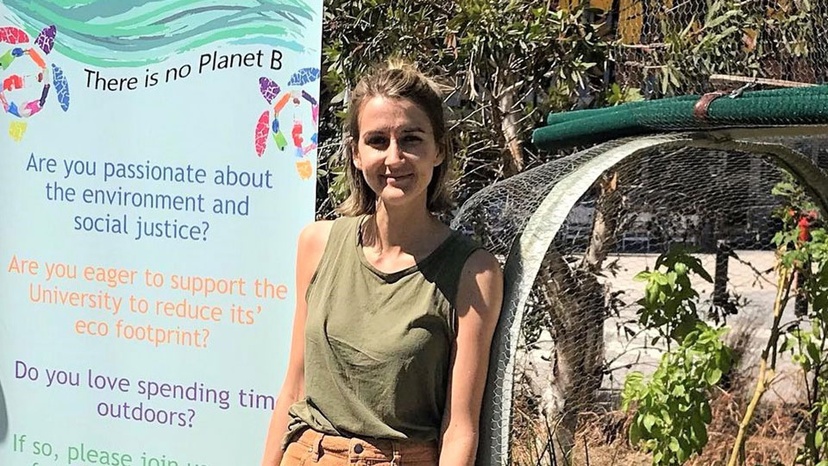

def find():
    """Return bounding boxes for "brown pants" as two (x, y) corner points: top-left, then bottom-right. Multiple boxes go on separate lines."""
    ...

(280, 428), (439, 466)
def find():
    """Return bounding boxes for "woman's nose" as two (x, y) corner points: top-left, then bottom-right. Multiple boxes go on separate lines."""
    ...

(385, 138), (405, 164)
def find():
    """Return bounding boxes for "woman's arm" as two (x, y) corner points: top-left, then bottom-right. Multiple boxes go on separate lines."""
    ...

(261, 221), (332, 466)
(439, 249), (504, 465)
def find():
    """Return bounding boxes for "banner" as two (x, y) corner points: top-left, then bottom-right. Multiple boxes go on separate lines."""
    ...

(0, 1), (322, 464)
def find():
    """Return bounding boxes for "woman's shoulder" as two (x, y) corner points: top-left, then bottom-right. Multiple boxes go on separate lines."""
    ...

(436, 228), (502, 294)
(446, 228), (494, 261)
(297, 215), (363, 255)
(463, 247), (502, 277)
(298, 219), (333, 245)
(454, 244), (504, 323)
(448, 230), (502, 288)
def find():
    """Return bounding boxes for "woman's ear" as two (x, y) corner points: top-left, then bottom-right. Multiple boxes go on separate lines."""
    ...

(348, 137), (363, 170)
(433, 143), (446, 167)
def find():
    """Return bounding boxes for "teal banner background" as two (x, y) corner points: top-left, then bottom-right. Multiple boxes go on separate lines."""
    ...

(0, 1), (321, 464)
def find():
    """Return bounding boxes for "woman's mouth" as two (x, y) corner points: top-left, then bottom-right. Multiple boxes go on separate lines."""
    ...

(382, 173), (413, 183)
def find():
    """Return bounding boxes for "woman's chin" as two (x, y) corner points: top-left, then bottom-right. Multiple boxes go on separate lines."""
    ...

(375, 189), (427, 209)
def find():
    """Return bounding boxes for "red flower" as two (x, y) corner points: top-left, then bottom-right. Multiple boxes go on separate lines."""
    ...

(798, 216), (811, 243)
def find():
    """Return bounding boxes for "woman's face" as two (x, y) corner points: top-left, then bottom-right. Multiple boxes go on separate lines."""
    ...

(353, 96), (443, 210)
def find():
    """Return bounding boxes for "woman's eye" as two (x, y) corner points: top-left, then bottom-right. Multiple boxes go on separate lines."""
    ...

(403, 135), (422, 144)
(366, 136), (388, 147)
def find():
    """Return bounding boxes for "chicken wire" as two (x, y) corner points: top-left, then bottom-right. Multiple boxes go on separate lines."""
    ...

(452, 128), (828, 465)
(607, 0), (828, 93)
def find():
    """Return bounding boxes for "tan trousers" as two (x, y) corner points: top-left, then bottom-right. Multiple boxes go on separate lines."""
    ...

(280, 428), (439, 466)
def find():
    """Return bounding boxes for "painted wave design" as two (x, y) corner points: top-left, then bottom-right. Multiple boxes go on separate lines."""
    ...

(2, 0), (316, 67)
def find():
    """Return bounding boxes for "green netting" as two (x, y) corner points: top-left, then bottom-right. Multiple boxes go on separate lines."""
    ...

(533, 85), (828, 150)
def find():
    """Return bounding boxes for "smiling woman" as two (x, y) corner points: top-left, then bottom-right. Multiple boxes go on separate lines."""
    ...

(351, 96), (444, 213)
(338, 62), (452, 217)
(261, 60), (505, 466)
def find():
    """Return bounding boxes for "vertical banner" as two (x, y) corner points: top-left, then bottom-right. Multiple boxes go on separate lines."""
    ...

(0, 1), (322, 465)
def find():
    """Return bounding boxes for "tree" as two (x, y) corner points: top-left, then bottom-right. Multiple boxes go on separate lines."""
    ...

(318, 0), (610, 215)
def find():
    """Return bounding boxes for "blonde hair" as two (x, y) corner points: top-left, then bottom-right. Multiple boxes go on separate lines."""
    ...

(337, 60), (454, 216)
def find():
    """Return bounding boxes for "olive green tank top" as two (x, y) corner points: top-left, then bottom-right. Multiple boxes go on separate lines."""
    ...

(284, 214), (482, 448)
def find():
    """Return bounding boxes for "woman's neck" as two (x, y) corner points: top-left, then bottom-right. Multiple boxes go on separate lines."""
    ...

(363, 201), (446, 258)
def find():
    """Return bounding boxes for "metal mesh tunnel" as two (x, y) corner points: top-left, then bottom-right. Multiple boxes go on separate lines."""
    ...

(451, 126), (828, 465)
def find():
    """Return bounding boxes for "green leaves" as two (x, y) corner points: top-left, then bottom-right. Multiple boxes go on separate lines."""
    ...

(319, 0), (616, 203)
(635, 246), (713, 343)
(773, 176), (828, 465)
(606, 82), (644, 106)
(706, 368), (722, 386)
(641, 0), (815, 97)
(624, 245), (733, 465)
(622, 322), (733, 465)
(785, 305), (828, 463)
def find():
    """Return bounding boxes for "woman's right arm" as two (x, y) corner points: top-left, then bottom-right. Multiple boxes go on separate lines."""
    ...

(261, 220), (333, 466)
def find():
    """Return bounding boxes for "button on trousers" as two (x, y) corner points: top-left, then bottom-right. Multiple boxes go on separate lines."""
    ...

(280, 428), (438, 466)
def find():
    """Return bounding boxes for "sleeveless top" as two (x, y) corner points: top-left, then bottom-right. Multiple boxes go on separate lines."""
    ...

(283, 214), (482, 448)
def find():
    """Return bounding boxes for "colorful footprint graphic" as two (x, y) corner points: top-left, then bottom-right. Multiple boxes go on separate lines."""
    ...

(253, 68), (319, 180)
(0, 24), (71, 141)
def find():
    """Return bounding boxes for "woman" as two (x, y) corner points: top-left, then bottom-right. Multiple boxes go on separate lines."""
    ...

(262, 60), (504, 466)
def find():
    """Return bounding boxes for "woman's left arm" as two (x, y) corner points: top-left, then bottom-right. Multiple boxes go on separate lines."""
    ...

(439, 249), (504, 465)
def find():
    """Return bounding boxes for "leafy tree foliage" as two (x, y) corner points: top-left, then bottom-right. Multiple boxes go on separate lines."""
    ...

(316, 0), (612, 218)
